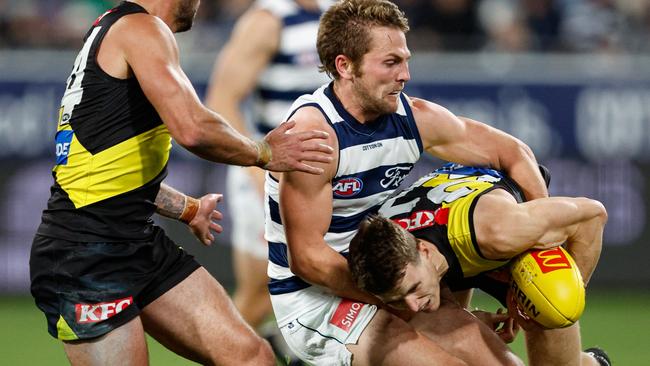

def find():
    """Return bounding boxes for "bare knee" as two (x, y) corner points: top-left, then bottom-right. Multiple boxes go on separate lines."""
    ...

(203, 335), (274, 366)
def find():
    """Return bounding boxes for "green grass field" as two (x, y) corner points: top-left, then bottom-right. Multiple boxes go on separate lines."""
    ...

(471, 290), (650, 365)
(2, 290), (648, 365)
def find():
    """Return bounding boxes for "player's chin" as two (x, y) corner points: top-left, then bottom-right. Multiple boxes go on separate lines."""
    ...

(382, 98), (400, 113)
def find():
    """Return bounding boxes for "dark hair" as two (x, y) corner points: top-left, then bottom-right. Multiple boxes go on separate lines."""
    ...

(348, 214), (419, 295)
(317, 0), (409, 78)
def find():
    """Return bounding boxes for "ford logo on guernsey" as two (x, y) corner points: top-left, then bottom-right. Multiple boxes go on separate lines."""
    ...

(332, 177), (364, 197)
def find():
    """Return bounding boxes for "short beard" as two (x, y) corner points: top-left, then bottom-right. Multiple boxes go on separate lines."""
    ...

(174, 0), (197, 33)
(353, 79), (397, 119)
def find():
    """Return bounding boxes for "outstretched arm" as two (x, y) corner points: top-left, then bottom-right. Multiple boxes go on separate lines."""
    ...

(474, 191), (607, 284)
(155, 183), (223, 245)
(112, 13), (332, 173)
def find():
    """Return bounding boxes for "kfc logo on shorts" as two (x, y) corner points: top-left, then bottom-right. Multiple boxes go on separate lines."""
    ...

(333, 177), (363, 197)
(330, 299), (364, 332)
(393, 208), (449, 231)
(75, 296), (133, 324)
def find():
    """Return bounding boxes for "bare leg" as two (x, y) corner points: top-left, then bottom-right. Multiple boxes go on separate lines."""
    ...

(232, 248), (273, 327)
(348, 308), (468, 366)
(525, 322), (599, 366)
(140, 267), (275, 366)
(63, 317), (148, 366)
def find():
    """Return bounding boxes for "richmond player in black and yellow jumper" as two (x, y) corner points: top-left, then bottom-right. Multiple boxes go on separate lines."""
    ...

(348, 163), (611, 366)
(30, 2), (197, 342)
(28, 1), (333, 364)
(367, 164), (530, 300)
(349, 163), (606, 307)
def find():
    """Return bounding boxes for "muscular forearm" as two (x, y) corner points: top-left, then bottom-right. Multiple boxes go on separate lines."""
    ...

(179, 109), (267, 167)
(292, 250), (380, 305)
(155, 183), (199, 224)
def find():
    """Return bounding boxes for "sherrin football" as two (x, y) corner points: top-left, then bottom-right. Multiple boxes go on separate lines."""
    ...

(509, 247), (585, 329)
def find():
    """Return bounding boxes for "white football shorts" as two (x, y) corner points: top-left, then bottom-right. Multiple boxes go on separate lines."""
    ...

(272, 286), (377, 365)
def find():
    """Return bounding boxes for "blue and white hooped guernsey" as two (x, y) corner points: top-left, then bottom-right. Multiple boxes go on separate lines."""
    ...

(252, 0), (333, 135)
(265, 83), (423, 325)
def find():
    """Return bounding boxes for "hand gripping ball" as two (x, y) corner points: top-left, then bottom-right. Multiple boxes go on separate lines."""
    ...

(509, 247), (585, 328)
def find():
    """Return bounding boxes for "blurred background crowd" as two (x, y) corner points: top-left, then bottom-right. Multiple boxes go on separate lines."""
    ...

(2, 0), (650, 53)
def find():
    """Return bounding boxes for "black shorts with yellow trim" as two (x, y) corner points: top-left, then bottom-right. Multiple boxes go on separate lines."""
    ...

(29, 226), (200, 341)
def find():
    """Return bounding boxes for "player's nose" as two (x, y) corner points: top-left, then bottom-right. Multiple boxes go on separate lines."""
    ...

(405, 296), (420, 312)
(398, 63), (410, 83)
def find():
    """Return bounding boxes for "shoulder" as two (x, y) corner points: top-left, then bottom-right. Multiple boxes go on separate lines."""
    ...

(109, 13), (176, 50)
(407, 96), (456, 121)
(229, 6), (281, 47)
(289, 106), (334, 135)
(292, 105), (338, 160)
(278, 106), (338, 181)
(406, 95), (465, 146)
(115, 12), (171, 35)
(236, 5), (282, 33)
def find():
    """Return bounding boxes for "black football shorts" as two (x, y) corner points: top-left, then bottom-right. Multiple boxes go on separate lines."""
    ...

(30, 226), (200, 341)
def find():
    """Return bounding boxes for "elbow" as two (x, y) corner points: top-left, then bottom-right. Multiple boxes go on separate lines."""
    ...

(288, 253), (315, 282)
(289, 250), (330, 288)
(575, 197), (608, 225)
(510, 138), (535, 162)
(166, 107), (212, 150)
(495, 138), (535, 171)
(172, 124), (205, 150)
(589, 198), (608, 225)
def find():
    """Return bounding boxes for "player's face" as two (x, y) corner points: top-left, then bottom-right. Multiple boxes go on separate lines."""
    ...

(380, 254), (441, 313)
(174, 0), (200, 32)
(352, 26), (411, 118)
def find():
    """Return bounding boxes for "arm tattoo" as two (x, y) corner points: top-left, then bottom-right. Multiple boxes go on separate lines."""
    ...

(155, 183), (185, 219)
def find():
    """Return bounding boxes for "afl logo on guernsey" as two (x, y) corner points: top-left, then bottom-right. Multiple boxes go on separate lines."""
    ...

(333, 177), (363, 197)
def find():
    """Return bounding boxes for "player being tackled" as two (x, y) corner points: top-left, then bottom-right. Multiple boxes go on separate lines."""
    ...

(349, 163), (611, 366)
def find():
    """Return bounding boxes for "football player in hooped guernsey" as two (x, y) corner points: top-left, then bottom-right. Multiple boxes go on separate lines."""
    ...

(265, 1), (549, 365)
(348, 163), (610, 366)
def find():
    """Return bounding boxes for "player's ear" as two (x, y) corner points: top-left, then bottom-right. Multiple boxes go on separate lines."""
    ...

(335, 54), (354, 80)
(416, 239), (429, 257)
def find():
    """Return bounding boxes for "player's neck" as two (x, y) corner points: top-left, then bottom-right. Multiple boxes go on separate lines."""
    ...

(332, 81), (381, 123)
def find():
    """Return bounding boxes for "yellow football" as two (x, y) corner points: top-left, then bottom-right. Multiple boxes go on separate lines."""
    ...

(509, 247), (585, 328)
